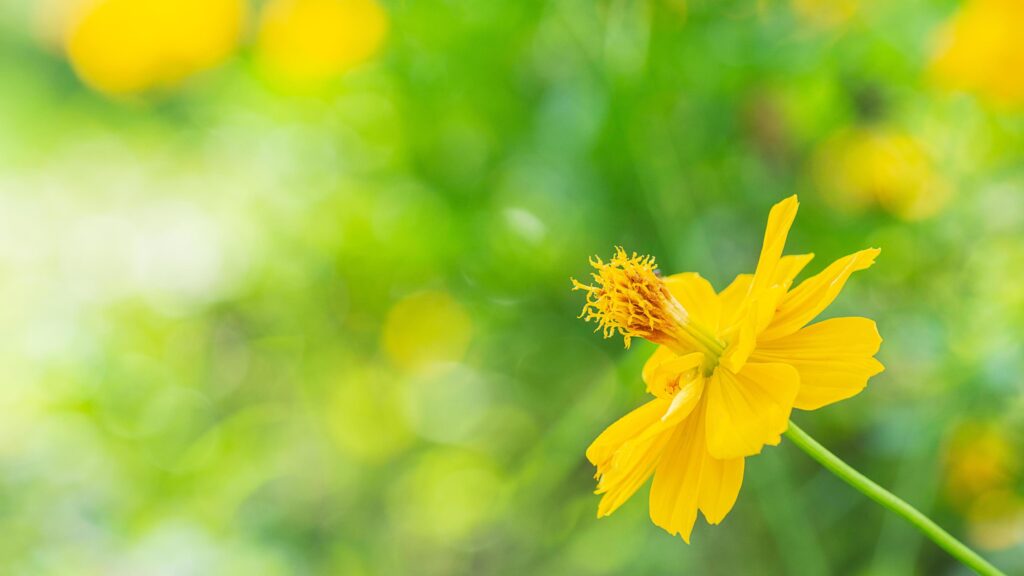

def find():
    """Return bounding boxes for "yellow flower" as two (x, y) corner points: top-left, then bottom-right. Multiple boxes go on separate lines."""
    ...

(257, 0), (389, 85)
(572, 196), (884, 541)
(812, 126), (952, 221)
(930, 0), (1024, 107)
(944, 422), (1019, 510)
(65, 0), (246, 95)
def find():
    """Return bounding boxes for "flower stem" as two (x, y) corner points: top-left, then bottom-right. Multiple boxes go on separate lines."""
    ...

(784, 420), (1006, 576)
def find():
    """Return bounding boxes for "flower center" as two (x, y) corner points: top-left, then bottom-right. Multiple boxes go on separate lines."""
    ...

(572, 247), (726, 367)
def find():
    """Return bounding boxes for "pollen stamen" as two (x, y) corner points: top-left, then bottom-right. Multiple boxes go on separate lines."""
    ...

(572, 247), (725, 360)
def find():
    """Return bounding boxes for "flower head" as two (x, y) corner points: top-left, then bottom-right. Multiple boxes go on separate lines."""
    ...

(572, 248), (724, 362)
(572, 249), (673, 346)
(576, 196), (884, 541)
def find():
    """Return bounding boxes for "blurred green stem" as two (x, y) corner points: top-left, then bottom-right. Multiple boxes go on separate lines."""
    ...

(785, 421), (1005, 576)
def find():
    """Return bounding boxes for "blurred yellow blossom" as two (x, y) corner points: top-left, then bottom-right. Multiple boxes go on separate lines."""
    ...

(63, 0), (245, 95)
(382, 291), (473, 372)
(813, 127), (952, 221)
(257, 0), (389, 85)
(943, 422), (1024, 551)
(931, 0), (1024, 107)
(573, 197), (884, 541)
(944, 422), (1019, 509)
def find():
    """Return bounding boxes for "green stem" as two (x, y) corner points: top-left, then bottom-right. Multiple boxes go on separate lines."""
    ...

(785, 420), (1006, 576)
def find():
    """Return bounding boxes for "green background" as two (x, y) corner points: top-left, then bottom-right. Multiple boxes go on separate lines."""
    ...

(0, 0), (1021, 574)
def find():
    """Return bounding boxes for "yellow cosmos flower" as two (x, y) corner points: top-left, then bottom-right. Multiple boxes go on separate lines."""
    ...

(572, 196), (884, 542)
(930, 0), (1024, 107)
(65, 0), (245, 95)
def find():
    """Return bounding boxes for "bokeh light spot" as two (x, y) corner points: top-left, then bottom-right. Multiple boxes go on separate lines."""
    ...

(382, 291), (473, 372)
(388, 449), (502, 544)
(257, 0), (389, 85)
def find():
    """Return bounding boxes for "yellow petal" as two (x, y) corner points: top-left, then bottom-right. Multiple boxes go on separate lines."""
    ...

(664, 272), (721, 329)
(718, 254), (811, 334)
(698, 447), (744, 525)
(718, 273), (752, 331)
(648, 412), (702, 541)
(642, 346), (678, 393)
(705, 362), (799, 459)
(586, 399), (678, 517)
(643, 350), (704, 399)
(760, 248), (880, 341)
(721, 283), (788, 372)
(751, 317), (884, 410)
(748, 195), (800, 300)
(719, 197), (800, 348)
(596, 437), (675, 516)
(661, 375), (705, 427)
(649, 403), (745, 541)
(720, 308), (757, 372)
(774, 253), (815, 291)
(595, 431), (673, 517)
(629, 377), (705, 446)
(586, 398), (669, 468)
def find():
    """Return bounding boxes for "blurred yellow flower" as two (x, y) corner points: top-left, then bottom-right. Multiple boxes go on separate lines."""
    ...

(944, 423), (1024, 551)
(573, 196), (884, 541)
(382, 291), (473, 372)
(944, 422), (1019, 509)
(813, 127), (952, 221)
(257, 0), (388, 85)
(64, 0), (246, 95)
(931, 0), (1024, 107)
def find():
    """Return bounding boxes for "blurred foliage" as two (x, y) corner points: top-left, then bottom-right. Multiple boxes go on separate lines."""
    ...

(0, 0), (1022, 574)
